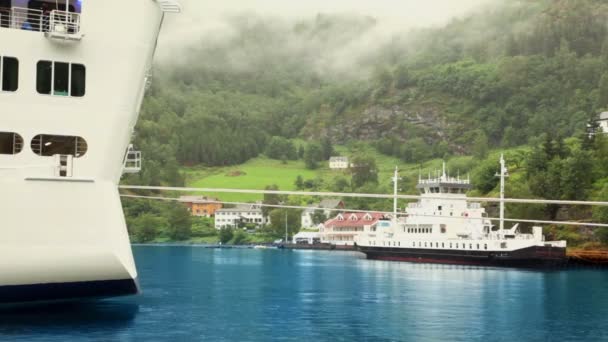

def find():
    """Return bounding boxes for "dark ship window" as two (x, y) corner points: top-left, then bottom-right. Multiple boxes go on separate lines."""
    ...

(37, 61), (86, 97)
(1, 56), (18, 91)
(0, 132), (23, 154)
(31, 134), (88, 157)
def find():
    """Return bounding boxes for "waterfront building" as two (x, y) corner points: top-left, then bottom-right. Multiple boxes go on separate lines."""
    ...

(321, 212), (384, 246)
(329, 156), (349, 169)
(179, 196), (222, 217)
(596, 112), (608, 133)
(215, 203), (267, 229)
(292, 232), (321, 245)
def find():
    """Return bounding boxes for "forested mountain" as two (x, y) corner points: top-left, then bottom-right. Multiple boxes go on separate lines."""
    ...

(131, 0), (608, 187)
(123, 0), (608, 244)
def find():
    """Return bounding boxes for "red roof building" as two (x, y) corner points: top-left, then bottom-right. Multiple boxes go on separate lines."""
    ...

(320, 212), (385, 246)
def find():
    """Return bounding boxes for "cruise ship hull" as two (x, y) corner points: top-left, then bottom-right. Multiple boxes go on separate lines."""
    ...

(0, 279), (139, 305)
(358, 245), (567, 268)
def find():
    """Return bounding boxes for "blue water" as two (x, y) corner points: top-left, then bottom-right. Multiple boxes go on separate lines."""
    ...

(1, 246), (608, 342)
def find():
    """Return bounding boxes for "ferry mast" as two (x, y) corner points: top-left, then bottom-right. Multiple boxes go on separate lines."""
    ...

(497, 154), (508, 234)
(392, 167), (399, 223)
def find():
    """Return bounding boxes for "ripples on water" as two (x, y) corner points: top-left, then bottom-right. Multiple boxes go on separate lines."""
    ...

(1, 246), (607, 341)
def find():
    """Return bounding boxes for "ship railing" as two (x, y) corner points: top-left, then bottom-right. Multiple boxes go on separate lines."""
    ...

(48, 10), (81, 36)
(123, 145), (142, 174)
(2, 7), (81, 38)
(0, 8), (9, 28)
(418, 178), (471, 185)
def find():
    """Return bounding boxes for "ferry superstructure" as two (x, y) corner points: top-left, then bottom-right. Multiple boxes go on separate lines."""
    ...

(355, 156), (567, 267)
(0, 0), (179, 304)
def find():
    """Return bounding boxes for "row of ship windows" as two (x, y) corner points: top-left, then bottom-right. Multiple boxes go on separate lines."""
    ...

(369, 241), (489, 250)
(0, 55), (86, 97)
(404, 225), (448, 234)
(0, 132), (88, 157)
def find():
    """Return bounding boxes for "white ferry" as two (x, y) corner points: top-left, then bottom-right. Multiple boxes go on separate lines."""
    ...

(355, 156), (568, 267)
(0, 0), (179, 304)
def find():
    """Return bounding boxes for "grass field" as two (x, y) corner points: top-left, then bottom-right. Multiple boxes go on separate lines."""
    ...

(182, 146), (526, 203)
(184, 157), (332, 201)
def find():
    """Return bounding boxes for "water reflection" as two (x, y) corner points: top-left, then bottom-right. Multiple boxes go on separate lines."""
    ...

(2, 247), (606, 341)
(0, 300), (138, 339)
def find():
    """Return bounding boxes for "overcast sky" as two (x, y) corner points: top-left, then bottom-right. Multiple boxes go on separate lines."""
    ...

(159, 0), (497, 44)
(168, 0), (496, 25)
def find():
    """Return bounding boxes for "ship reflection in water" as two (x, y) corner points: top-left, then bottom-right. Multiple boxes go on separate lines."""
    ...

(1, 246), (607, 341)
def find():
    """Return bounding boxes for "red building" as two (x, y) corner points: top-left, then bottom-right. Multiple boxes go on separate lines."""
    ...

(320, 212), (385, 246)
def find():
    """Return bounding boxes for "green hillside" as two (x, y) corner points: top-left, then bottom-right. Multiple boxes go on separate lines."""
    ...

(121, 0), (608, 246)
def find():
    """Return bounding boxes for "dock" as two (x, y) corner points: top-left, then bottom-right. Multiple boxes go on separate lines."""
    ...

(567, 250), (608, 266)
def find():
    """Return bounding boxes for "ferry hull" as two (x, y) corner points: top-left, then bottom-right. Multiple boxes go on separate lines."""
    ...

(358, 245), (567, 268)
(0, 278), (139, 305)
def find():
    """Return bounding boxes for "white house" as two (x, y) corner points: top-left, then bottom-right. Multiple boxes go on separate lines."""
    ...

(320, 212), (384, 246)
(329, 156), (349, 169)
(215, 203), (267, 230)
(292, 232), (321, 245)
(300, 199), (345, 229)
(597, 112), (608, 133)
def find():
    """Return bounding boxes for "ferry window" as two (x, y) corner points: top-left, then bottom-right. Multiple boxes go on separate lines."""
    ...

(31, 134), (88, 157)
(470, 244), (473, 249)
(0, 132), (23, 154)
(450, 243), (452, 248)
(71, 64), (86, 97)
(37, 61), (86, 97)
(477, 244), (480, 250)
(484, 244), (488, 250)
(1, 56), (18, 92)
(442, 243), (445, 248)
(438, 206), (442, 211)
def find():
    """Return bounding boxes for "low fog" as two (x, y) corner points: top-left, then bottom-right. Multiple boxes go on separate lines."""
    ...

(156, 0), (500, 77)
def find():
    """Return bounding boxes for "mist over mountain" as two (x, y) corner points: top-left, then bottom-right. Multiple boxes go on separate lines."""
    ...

(157, 0), (497, 57)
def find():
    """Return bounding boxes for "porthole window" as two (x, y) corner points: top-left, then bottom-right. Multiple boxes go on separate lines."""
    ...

(37, 60), (86, 97)
(0, 56), (18, 92)
(31, 134), (87, 157)
(0, 132), (23, 154)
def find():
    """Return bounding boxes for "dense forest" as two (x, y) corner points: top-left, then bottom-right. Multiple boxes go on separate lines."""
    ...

(123, 0), (608, 245)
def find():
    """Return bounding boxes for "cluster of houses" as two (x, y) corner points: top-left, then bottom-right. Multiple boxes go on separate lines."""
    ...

(178, 196), (268, 229)
(178, 195), (382, 246)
